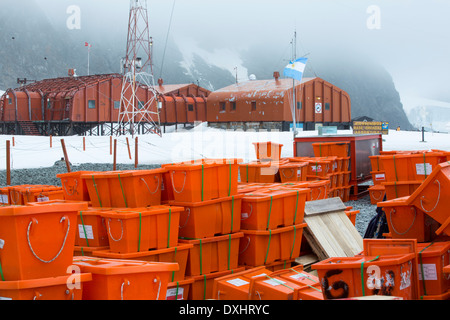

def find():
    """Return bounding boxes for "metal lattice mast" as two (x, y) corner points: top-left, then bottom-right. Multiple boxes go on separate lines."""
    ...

(118, 0), (161, 137)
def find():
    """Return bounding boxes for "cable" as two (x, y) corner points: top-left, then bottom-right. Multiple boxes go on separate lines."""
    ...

(159, 0), (177, 80)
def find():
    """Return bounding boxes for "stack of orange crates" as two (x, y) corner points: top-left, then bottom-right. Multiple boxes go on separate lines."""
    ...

(0, 200), (92, 300)
(238, 186), (309, 271)
(76, 168), (193, 300)
(211, 265), (323, 300)
(376, 150), (447, 202)
(310, 141), (352, 202)
(7, 185), (64, 205)
(163, 158), (245, 301)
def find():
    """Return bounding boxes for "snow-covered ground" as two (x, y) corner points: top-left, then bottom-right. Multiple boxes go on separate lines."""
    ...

(0, 123), (448, 171)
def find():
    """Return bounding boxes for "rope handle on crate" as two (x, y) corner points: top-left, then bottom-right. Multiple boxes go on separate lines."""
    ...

(372, 190), (384, 201)
(360, 256), (380, 296)
(107, 218), (124, 242)
(27, 216), (70, 264)
(281, 167), (296, 180)
(62, 179), (78, 196)
(240, 203), (253, 221)
(179, 207), (191, 229)
(389, 207), (417, 235)
(141, 176), (160, 195)
(420, 180), (441, 213)
(170, 170), (187, 194)
(121, 279), (130, 300)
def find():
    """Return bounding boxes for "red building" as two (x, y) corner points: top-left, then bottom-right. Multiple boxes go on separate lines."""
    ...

(0, 74), (210, 136)
(206, 73), (351, 131)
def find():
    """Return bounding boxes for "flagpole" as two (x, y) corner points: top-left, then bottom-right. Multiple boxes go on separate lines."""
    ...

(292, 31), (297, 138)
(87, 45), (90, 76)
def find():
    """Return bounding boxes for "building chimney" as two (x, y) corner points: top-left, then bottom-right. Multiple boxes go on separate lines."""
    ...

(273, 71), (280, 81)
(68, 69), (75, 77)
(158, 78), (164, 86)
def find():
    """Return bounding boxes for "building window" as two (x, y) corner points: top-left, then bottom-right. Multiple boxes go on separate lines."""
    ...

(219, 102), (226, 113)
(114, 101), (120, 109)
(251, 101), (256, 111)
(325, 103), (330, 110)
(8, 98), (12, 105)
(138, 101), (145, 109)
(297, 102), (302, 110)
(230, 101), (236, 112)
(88, 100), (96, 109)
(47, 100), (52, 109)
(188, 104), (194, 112)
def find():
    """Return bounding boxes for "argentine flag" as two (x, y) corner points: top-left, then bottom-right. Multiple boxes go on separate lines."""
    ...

(283, 57), (308, 81)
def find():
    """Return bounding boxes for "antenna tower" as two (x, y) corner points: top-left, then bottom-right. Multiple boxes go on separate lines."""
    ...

(118, 0), (161, 137)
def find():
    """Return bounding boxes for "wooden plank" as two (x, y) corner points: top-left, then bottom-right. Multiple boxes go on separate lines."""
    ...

(303, 197), (363, 260)
(304, 197), (347, 216)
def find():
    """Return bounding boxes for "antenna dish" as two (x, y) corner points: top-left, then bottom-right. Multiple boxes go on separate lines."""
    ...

(249, 74), (256, 80)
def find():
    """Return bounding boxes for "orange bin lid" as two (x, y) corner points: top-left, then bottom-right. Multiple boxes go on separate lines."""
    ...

(417, 242), (450, 257)
(57, 170), (97, 178)
(72, 256), (179, 275)
(241, 223), (307, 236)
(168, 194), (244, 207)
(0, 273), (92, 290)
(312, 254), (416, 270)
(92, 243), (193, 260)
(242, 189), (308, 203)
(0, 200), (88, 216)
(98, 205), (184, 219)
(81, 168), (166, 179)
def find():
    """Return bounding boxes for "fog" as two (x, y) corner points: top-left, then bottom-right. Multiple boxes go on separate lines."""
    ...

(29, 0), (450, 107)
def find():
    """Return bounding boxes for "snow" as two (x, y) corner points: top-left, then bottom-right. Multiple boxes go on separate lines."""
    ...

(0, 123), (449, 171)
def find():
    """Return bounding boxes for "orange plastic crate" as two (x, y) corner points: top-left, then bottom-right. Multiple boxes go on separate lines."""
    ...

(0, 187), (10, 205)
(238, 223), (307, 267)
(383, 180), (422, 200)
(407, 162), (450, 236)
(188, 267), (245, 300)
(253, 141), (283, 161)
(378, 197), (431, 242)
(0, 201), (88, 281)
(164, 159), (239, 202)
(174, 195), (243, 239)
(212, 266), (271, 300)
(75, 208), (111, 248)
(57, 171), (95, 201)
(305, 159), (332, 177)
(371, 171), (386, 185)
(278, 162), (308, 183)
(417, 242), (450, 297)
(312, 142), (350, 158)
(180, 232), (244, 277)
(82, 169), (166, 208)
(270, 265), (323, 300)
(73, 256), (178, 300)
(368, 185), (385, 204)
(369, 155), (384, 172)
(346, 210), (359, 226)
(166, 278), (194, 300)
(241, 189), (308, 230)
(249, 273), (303, 300)
(239, 161), (280, 184)
(0, 273), (92, 300)
(312, 254), (419, 300)
(92, 244), (192, 282)
(100, 205), (183, 253)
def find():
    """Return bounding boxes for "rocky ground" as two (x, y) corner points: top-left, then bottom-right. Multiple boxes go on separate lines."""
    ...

(0, 163), (377, 237)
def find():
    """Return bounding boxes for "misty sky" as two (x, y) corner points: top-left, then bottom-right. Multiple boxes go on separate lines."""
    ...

(35, 0), (450, 108)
